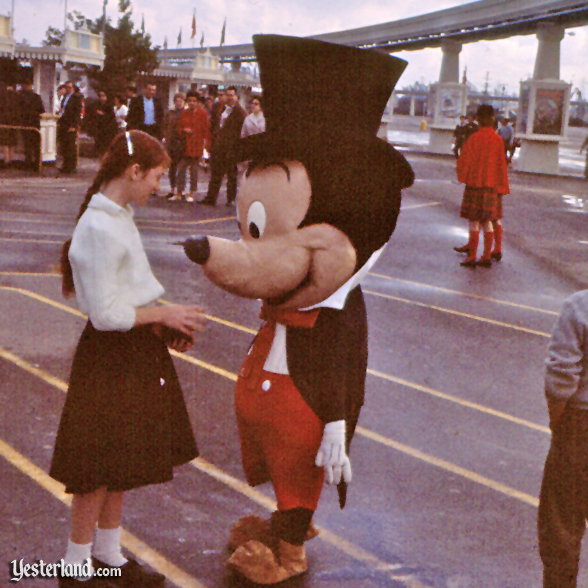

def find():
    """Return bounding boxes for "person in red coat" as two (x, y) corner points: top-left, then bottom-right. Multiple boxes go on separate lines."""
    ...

(173, 92), (211, 202)
(455, 104), (509, 267)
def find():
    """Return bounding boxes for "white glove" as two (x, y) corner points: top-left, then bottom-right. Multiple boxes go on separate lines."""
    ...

(315, 420), (352, 485)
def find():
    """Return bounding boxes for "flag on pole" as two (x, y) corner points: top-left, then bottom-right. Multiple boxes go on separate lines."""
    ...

(141, 14), (145, 34)
(163, 36), (168, 51)
(191, 8), (196, 39)
(220, 17), (226, 46)
(101, 0), (108, 35)
(177, 27), (182, 47)
(200, 31), (204, 48)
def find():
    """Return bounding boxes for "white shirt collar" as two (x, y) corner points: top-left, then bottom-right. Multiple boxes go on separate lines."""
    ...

(88, 192), (134, 218)
(303, 245), (386, 311)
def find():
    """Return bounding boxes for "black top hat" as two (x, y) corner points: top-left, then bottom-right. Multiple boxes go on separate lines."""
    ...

(234, 34), (408, 161)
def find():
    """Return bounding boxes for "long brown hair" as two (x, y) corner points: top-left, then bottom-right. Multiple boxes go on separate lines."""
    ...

(60, 130), (170, 297)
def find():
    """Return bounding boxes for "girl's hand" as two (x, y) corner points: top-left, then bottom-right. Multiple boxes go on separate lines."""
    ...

(161, 304), (207, 338)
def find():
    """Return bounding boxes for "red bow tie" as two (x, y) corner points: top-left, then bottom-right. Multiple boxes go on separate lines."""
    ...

(260, 303), (320, 328)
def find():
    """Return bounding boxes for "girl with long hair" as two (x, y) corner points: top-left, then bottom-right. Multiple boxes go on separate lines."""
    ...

(50, 130), (206, 587)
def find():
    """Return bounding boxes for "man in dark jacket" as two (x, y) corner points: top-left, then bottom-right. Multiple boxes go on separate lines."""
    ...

(57, 81), (82, 174)
(199, 86), (246, 206)
(19, 81), (45, 170)
(126, 83), (164, 139)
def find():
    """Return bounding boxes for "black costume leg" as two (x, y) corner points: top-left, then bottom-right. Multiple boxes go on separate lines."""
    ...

(271, 508), (314, 546)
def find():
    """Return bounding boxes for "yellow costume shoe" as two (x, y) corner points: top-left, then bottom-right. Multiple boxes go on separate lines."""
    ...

(226, 539), (308, 585)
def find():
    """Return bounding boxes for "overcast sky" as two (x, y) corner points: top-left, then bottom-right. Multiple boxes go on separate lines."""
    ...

(5, 0), (588, 95)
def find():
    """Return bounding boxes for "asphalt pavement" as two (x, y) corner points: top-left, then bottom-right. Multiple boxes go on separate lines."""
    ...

(1, 146), (588, 588)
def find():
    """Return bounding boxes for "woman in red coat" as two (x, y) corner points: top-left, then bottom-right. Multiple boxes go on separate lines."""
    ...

(174, 92), (210, 202)
(455, 104), (509, 267)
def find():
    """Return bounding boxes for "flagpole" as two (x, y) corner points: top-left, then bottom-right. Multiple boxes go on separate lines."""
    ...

(10, 0), (15, 35)
(102, 0), (107, 36)
(64, 0), (68, 35)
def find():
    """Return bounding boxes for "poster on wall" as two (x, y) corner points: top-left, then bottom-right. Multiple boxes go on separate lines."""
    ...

(437, 86), (463, 125)
(533, 88), (565, 135)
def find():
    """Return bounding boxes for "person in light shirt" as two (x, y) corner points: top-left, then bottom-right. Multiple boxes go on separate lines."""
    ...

(50, 130), (206, 587)
(240, 96), (265, 138)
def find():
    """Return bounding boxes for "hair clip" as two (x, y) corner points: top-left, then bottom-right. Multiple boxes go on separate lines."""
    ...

(125, 131), (134, 156)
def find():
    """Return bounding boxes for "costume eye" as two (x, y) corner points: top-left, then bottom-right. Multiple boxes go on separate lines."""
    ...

(246, 201), (266, 239)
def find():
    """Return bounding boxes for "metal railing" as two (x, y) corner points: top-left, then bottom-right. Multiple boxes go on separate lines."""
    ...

(0, 124), (43, 174)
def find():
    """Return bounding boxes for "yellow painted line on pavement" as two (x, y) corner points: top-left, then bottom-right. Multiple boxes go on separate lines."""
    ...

(2, 334), (541, 515)
(0, 236), (63, 244)
(368, 272), (560, 316)
(363, 289), (551, 338)
(193, 458), (413, 577)
(356, 426), (539, 508)
(0, 271), (60, 277)
(402, 202), (441, 210)
(0, 354), (208, 588)
(367, 368), (550, 434)
(0, 211), (235, 227)
(158, 298), (257, 336)
(0, 237), (192, 253)
(0, 286), (85, 317)
(2, 286), (549, 435)
(0, 347), (418, 585)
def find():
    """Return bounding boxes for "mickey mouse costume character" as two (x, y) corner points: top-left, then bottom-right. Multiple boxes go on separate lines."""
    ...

(182, 34), (414, 584)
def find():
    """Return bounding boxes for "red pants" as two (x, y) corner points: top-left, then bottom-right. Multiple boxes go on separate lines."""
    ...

(235, 323), (324, 511)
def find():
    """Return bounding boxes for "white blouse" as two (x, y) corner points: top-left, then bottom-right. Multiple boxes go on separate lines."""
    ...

(69, 192), (164, 331)
(114, 104), (128, 129)
(241, 112), (266, 138)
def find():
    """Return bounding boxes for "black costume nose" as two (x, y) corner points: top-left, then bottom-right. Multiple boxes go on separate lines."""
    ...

(183, 236), (211, 265)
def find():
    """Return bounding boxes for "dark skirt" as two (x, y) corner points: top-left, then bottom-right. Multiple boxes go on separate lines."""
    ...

(460, 186), (502, 222)
(0, 127), (17, 146)
(50, 322), (198, 494)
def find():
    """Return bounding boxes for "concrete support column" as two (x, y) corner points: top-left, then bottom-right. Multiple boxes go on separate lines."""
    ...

(533, 23), (565, 80)
(439, 40), (462, 83)
(517, 23), (570, 174)
(32, 60), (42, 93)
(429, 40), (466, 154)
(409, 95), (416, 117)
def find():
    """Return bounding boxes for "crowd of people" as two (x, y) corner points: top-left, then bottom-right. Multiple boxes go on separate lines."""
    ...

(0, 80), (45, 170)
(1, 78), (266, 183)
(57, 81), (266, 199)
(453, 111), (519, 163)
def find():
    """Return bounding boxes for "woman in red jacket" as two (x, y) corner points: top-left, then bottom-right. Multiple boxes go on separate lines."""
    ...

(173, 92), (210, 202)
(455, 104), (509, 267)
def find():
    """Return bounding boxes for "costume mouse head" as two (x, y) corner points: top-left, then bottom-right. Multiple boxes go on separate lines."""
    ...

(184, 34), (414, 308)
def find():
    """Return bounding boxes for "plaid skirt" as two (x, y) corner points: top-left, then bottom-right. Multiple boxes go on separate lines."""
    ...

(50, 322), (198, 494)
(460, 186), (502, 222)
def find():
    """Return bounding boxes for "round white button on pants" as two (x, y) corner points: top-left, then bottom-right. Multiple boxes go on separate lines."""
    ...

(261, 380), (271, 391)
(160, 378), (166, 386)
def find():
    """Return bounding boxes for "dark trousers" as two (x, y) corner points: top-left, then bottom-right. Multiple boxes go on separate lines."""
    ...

(168, 152), (182, 191)
(177, 157), (199, 193)
(58, 126), (77, 172)
(138, 124), (159, 139)
(538, 407), (588, 588)
(206, 151), (238, 204)
(22, 128), (41, 169)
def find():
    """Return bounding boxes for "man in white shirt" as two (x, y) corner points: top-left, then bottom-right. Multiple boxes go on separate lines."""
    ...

(199, 86), (246, 206)
(127, 83), (164, 140)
